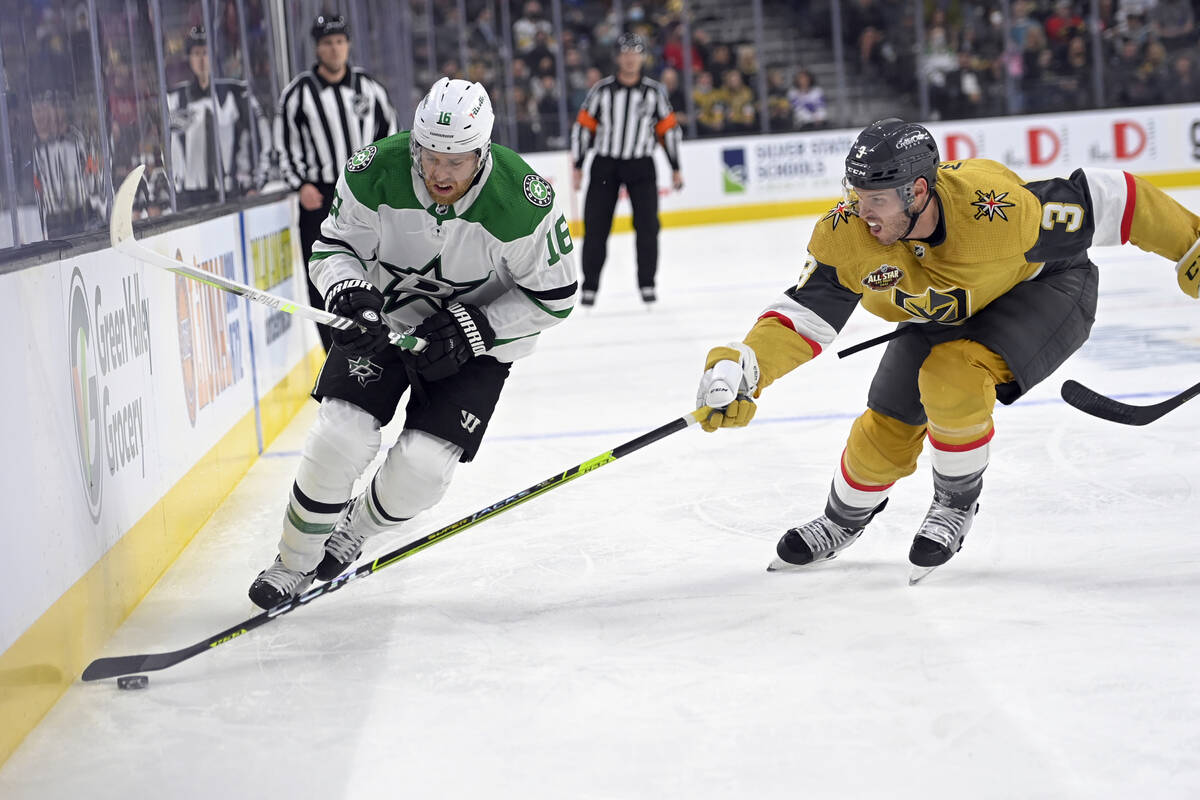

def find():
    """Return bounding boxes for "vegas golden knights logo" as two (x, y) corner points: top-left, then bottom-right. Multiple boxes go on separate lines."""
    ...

(893, 286), (969, 323)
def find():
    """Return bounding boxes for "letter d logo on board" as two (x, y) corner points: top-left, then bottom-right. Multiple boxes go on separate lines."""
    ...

(943, 133), (977, 161)
(1113, 121), (1147, 160)
(1027, 127), (1061, 166)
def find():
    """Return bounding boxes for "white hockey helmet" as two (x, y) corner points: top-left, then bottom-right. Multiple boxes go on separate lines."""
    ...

(411, 78), (494, 179)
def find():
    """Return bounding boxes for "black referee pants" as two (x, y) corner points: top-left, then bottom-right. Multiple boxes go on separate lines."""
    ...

(581, 156), (660, 293)
(298, 182), (337, 352)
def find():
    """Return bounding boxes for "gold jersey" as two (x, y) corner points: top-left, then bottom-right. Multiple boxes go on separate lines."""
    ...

(743, 158), (1200, 392)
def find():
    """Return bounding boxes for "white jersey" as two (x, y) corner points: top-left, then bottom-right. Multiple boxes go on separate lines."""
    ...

(311, 132), (579, 362)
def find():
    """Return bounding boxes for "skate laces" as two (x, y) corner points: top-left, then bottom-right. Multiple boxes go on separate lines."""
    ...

(325, 506), (367, 563)
(795, 516), (856, 555)
(260, 558), (312, 591)
(917, 500), (972, 550)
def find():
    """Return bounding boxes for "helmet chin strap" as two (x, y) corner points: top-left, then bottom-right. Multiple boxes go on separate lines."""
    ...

(900, 178), (934, 239)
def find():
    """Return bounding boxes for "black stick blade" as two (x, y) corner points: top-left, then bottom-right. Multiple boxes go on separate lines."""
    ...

(1060, 379), (1144, 425)
(82, 647), (199, 680)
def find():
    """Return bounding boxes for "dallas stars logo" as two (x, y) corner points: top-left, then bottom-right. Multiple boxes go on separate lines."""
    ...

(822, 199), (857, 230)
(347, 356), (382, 387)
(379, 253), (490, 314)
(970, 189), (1016, 222)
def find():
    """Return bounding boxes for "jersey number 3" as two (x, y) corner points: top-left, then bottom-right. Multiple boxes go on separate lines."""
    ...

(1041, 202), (1084, 232)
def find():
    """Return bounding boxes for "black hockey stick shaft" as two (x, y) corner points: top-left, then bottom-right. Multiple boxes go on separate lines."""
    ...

(81, 408), (708, 681)
(837, 323), (919, 359)
(1060, 379), (1200, 426)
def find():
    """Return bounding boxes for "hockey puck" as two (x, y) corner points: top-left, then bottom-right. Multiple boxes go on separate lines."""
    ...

(116, 675), (149, 690)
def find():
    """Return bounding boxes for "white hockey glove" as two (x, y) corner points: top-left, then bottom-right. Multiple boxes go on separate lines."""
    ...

(696, 342), (760, 433)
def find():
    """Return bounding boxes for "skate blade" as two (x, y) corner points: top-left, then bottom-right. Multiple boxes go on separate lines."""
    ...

(908, 565), (939, 585)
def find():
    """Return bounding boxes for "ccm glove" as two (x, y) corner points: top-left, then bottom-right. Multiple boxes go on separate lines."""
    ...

(325, 279), (392, 356)
(410, 302), (496, 381)
(696, 343), (760, 433)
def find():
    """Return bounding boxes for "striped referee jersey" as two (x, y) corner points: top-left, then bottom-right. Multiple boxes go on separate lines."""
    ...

(570, 75), (681, 170)
(275, 64), (397, 189)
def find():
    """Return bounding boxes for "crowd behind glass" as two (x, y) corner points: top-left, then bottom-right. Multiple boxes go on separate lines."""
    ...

(3, 0), (1197, 253)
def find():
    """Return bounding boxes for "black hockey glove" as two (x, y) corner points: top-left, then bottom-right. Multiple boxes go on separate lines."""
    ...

(324, 278), (393, 357)
(409, 302), (496, 382)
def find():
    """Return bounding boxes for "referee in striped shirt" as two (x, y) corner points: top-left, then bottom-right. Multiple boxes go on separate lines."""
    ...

(275, 13), (397, 350)
(570, 32), (683, 307)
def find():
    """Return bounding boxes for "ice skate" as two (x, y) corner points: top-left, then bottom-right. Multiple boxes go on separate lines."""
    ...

(316, 501), (369, 581)
(248, 556), (316, 609)
(767, 515), (864, 571)
(908, 500), (980, 585)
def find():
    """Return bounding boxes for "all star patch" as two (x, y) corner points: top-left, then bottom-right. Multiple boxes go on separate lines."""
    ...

(862, 263), (904, 291)
(970, 189), (1016, 222)
(347, 145), (378, 173)
(822, 199), (857, 230)
(523, 174), (553, 207)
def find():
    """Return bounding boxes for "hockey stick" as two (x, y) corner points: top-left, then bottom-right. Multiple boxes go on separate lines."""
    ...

(1060, 379), (1200, 426)
(837, 323), (920, 359)
(110, 164), (426, 353)
(81, 408), (709, 681)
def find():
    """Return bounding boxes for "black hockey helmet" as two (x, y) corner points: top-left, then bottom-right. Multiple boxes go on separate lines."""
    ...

(311, 13), (349, 42)
(616, 32), (646, 53)
(844, 118), (939, 193)
(185, 25), (207, 53)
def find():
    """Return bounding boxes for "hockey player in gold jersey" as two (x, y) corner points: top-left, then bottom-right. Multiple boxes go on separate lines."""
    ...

(696, 118), (1200, 583)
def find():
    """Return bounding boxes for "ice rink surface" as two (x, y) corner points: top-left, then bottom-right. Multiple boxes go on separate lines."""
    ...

(4, 193), (1200, 799)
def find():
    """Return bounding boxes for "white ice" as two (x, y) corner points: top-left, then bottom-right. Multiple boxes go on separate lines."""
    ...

(4, 195), (1200, 799)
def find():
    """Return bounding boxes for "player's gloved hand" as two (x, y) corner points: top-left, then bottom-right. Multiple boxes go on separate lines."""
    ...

(696, 342), (760, 433)
(325, 279), (393, 356)
(1177, 236), (1200, 299)
(409, 302), (496, 381)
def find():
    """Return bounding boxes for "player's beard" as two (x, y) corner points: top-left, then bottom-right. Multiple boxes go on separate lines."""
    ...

(424, 175), (471, 205)
(864, 212), (909, 246)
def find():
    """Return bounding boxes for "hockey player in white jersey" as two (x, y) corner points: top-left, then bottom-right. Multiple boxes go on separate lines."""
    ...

(249, 78), (579, 609)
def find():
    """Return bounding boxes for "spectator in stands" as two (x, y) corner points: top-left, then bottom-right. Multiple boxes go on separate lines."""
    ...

(663, 23), (703, 73)
(1056, 35), (1095, 110)
(1008, 0), (1041, 51)
(766, 69), (793, 131)
(844, 0), (887, 73)
(1045, 0), (1087, 55)
(511, 85), (540, 152)
(693, 70), (725, 137)
(936, 51), (986, 120)
(722, 69), (757, 133)
(1019, 25), (1054, 113)
(513, 1), (553, 54)
(470, 5), (501, 53)
(787, 69), (827, 130)
(565, 47), (592, 110)
(1163, 53), (1200, 103)
(736, 45), (760, 90)
(1152, 0), (1196, 47)
(660, 67), (689, 131)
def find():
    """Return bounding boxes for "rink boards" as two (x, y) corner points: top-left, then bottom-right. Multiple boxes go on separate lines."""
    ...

(0, 199), (324, 762)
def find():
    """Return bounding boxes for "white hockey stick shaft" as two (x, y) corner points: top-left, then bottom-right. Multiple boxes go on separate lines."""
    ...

(110, 165), (426, 353)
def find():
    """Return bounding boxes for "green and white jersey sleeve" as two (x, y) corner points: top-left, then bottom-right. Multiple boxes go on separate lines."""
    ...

(310, 132), (578, 362)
